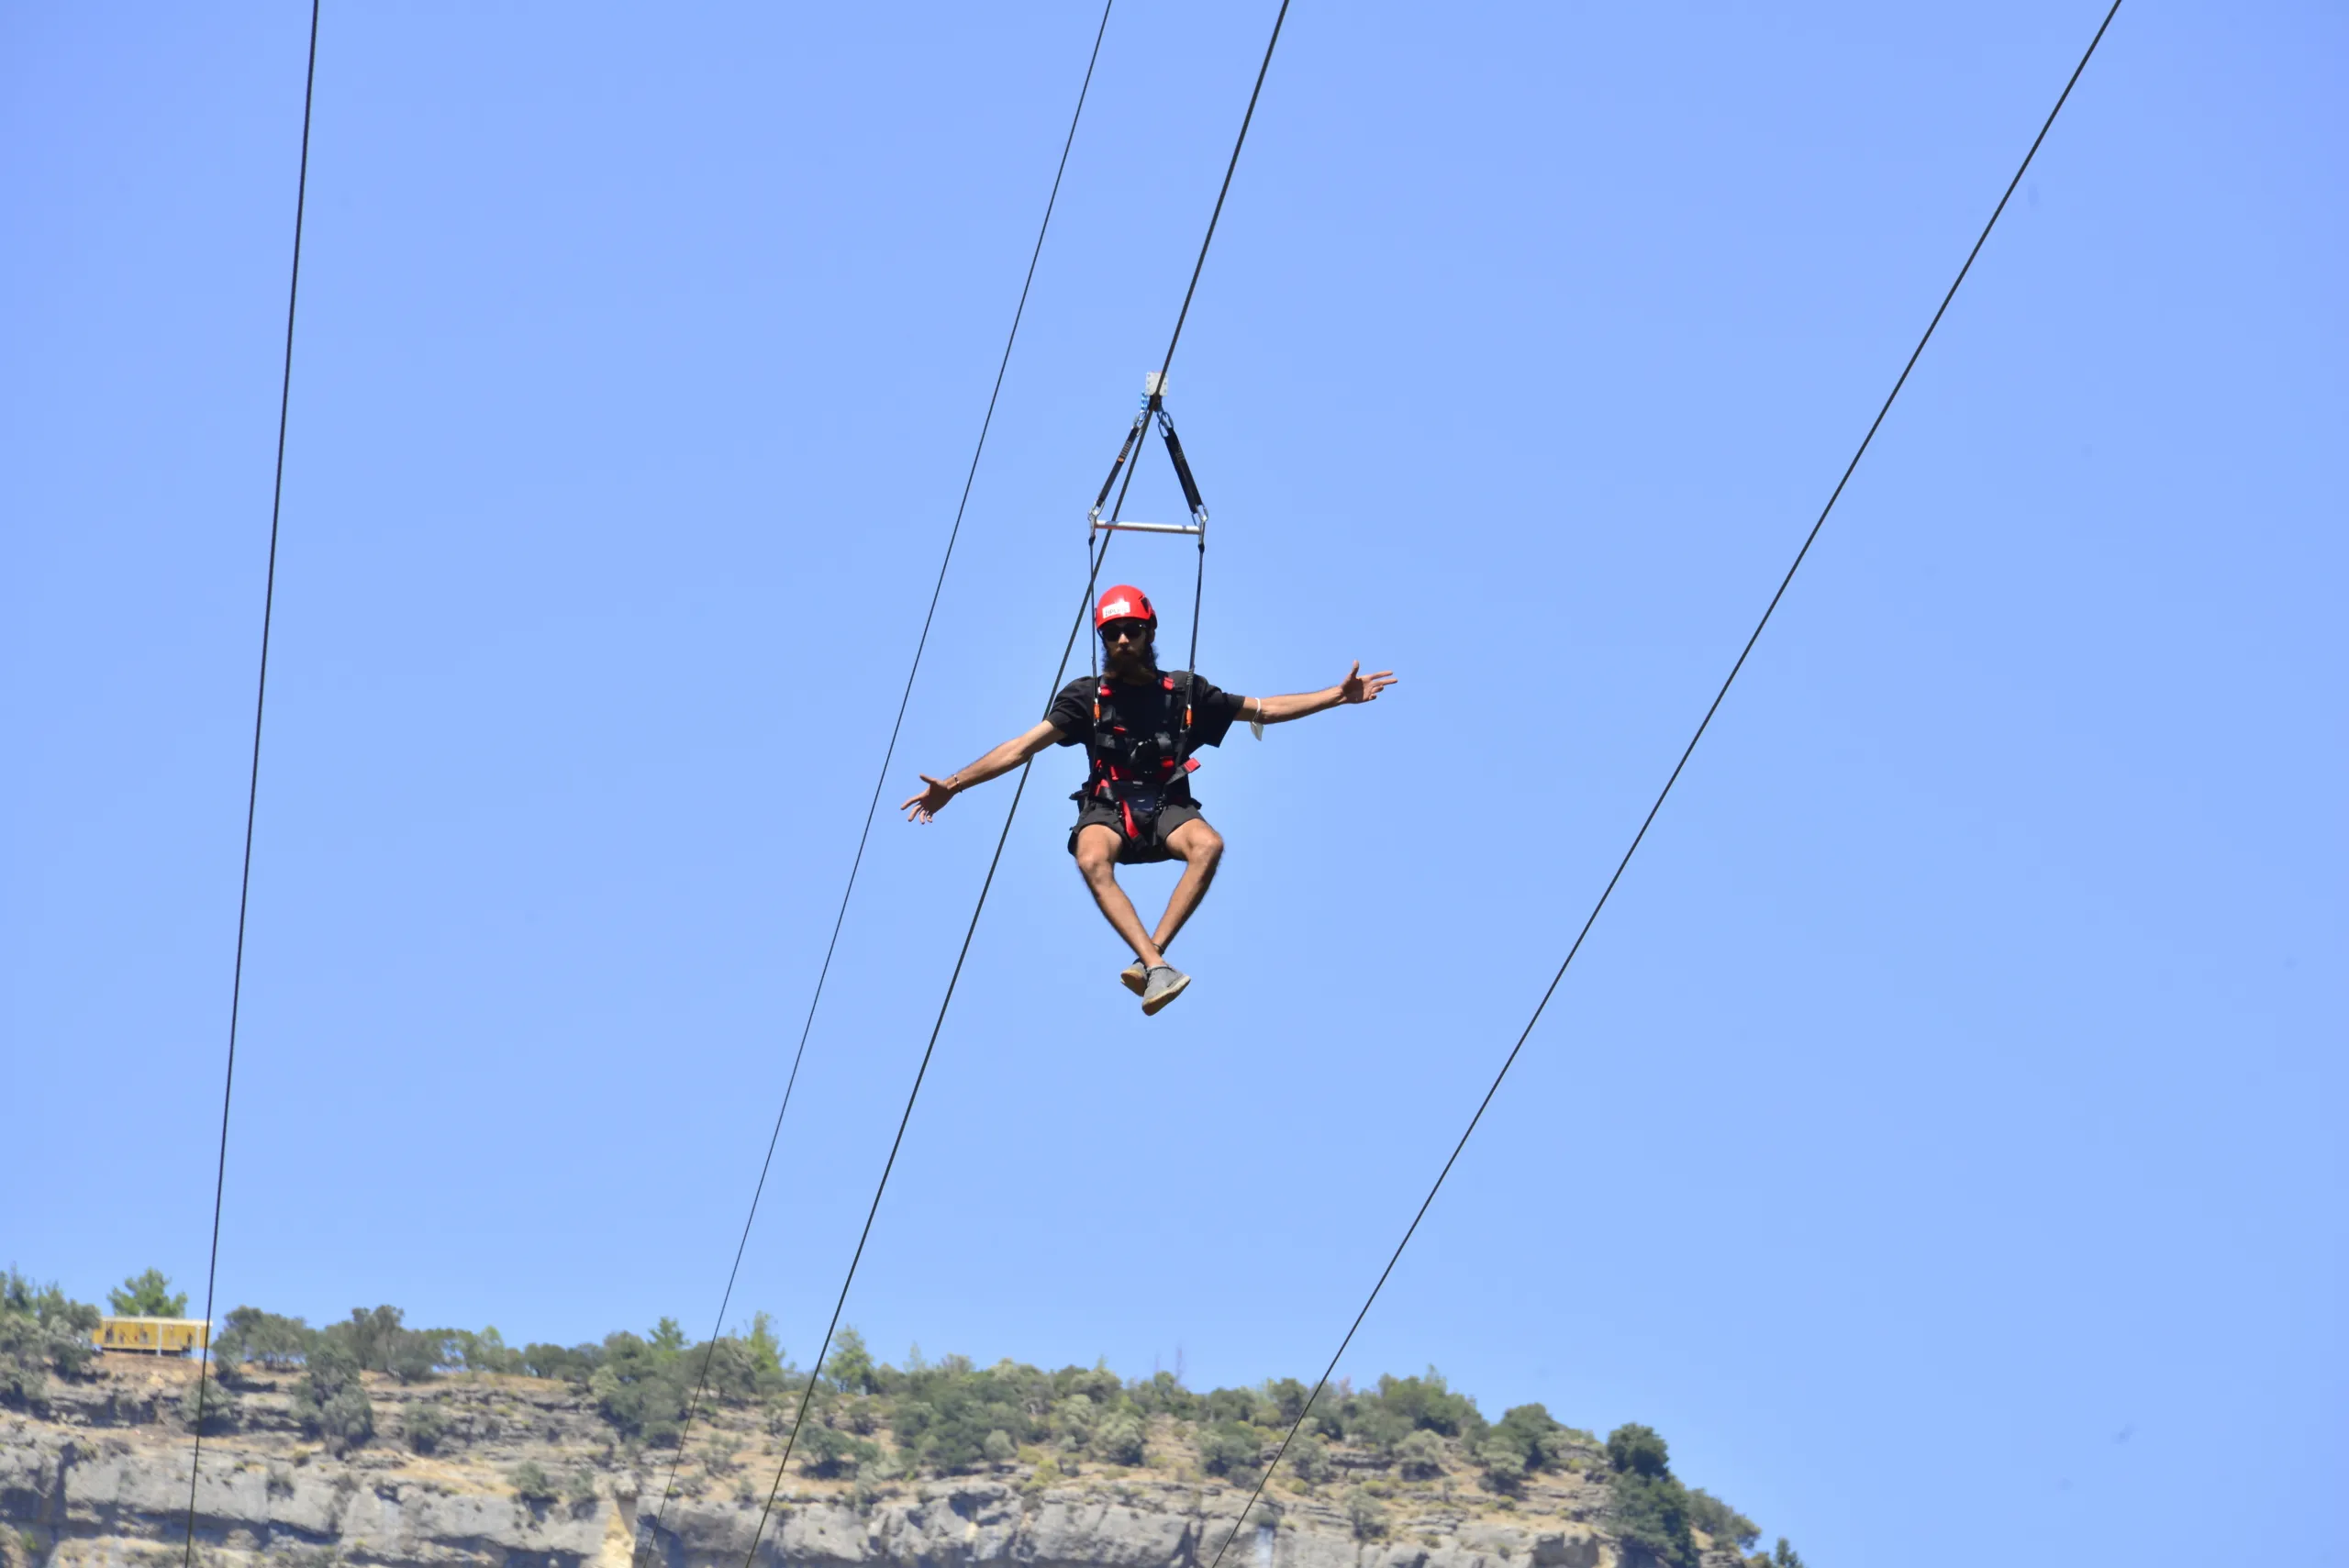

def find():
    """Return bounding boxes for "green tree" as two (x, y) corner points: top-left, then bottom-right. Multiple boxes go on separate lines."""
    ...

(1374, 1370), (1483, 1439)
(1198, 1420), (1261, 1476)
(649, 1318), (687, 1361)
(744, 1312), (785, 1379)
(1604, 1425), (1696, 1568)
(1344, 1487), (1389, 1540)
(1287, 1433), (1332, 1485)
(1397, 1429), (1445, 1480)
(826, 1329), (878, 1394)
(323, 1306), (406, 1373)
(213, 1308), (314, 1376)
(106, 1270), (187, 1318)
(1606, 1423), (1671, 1479)
(1489, 1403), (1566, 1472)
(1687, 1490), (1759, 1551)
(590, 1331), (688, 1444)
(983, 1429), (1016, 1466)
(1261, 1377), (1312, 1426)
(456, 1326), (523, 1374)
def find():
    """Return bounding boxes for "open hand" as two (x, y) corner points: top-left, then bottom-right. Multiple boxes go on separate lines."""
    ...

(901, 774), (955, 823)
(1340, 662), (1397, 704)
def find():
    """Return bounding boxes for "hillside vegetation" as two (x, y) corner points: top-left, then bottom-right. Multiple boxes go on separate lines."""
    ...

(3, 1270), (1804, 1568)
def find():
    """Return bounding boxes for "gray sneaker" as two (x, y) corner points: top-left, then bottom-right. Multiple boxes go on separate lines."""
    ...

(1140, 965), (1191, 1016)
(1119, 959), (1149, 995)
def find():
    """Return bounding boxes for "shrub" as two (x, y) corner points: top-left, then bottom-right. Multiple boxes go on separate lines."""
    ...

(405, 1402), (449, 1455)
(566, 1468), (598, 1508)
(510, 1462), (560, 1506)
(107, 1270), (188, 1318)
(1374, 1371), (1481, 1439)
(892, 1362), (1035, 1473)
(1343, 1487), (1389, 1540)
(524, 1341), (606, 1383)
(1474, 1439), (1525, 1492)
(1201, 1386), (1255, 1424)
(1129, 1371), (1197, 1419)
(1092, 1412), (1146, 1467)
(180, 1377), (239, 1434)
(590, 1333), (688, 1444)
(1, 1273), (101, 1407)
(1744, 1542), (1803, 1568)
(294, 1342), (374, 1453)
(1397, 1429), (1445, 1480)
(1489, 1403), (1566, 1473)
(983, 1429), (1016, 1465)
(797, 1422), (878, 1478)
(1198, 1420), (1260, 1476)
(1342, 1403), (1408, 1457)
(1261, 1377), (1312, 1426)
(1687, 1490), (1759, 1551)
(1287, 1434), (1331, 1485)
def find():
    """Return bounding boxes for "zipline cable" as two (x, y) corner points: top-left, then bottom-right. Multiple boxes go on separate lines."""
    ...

(736, 7), (1295, 1562)
(181, 2), (321, 1562)
(1195, 6), (2125, 1563)
(642, 2), (1119, 1543)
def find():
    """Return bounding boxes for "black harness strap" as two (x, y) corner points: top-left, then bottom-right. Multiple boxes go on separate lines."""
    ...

(1079, 381), (1217, 825)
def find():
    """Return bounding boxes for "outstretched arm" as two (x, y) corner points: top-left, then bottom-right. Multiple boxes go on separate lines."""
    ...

(1245, 662), (1398, 726)
(902, 720), (1063, 823)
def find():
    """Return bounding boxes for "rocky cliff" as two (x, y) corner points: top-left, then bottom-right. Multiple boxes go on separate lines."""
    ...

(1, 1359), (1746, 1568)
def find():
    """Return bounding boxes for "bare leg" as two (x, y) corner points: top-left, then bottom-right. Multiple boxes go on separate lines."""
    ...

(1074, 825), (1165, 968)
(1150, 817), (1225, 954)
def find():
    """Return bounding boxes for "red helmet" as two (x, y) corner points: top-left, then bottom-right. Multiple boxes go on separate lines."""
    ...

(1094, 584), (1156, 629)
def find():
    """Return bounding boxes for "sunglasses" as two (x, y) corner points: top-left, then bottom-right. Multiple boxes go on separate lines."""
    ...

(1099, 620), (1152, 643)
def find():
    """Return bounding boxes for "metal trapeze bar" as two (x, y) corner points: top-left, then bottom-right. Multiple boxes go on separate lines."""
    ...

(1089, 518), (1204, 537)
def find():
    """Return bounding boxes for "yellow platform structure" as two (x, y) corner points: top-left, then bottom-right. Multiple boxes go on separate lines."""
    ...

(94, 1316), (210, 1356)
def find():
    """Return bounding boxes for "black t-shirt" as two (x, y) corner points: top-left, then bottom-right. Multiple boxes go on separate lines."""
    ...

(1046, 672), (1246, 797)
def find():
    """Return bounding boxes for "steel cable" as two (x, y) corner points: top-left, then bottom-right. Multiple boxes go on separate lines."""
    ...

(1193, 6), (2128, 1563)
(180, 4), (321, 1564)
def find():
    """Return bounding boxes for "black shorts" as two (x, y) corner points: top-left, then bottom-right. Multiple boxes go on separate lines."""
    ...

(1067, 797), (1205, 865)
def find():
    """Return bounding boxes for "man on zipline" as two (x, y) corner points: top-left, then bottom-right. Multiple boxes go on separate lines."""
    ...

(902, 584), (1397, 1015)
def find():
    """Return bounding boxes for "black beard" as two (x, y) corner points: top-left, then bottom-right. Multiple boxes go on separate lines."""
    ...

(1104, 639), (1157, 679)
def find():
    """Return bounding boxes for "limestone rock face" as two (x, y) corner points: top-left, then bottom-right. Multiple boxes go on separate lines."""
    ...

(2, 1362), (1717, 1568)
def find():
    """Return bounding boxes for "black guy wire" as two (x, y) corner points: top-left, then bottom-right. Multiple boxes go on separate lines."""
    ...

(641, 0), (1120, 1548)
(182, 2), (320, 1563)
(735, 6), (1293, 1558)
(1196, 6), (2126, 1564)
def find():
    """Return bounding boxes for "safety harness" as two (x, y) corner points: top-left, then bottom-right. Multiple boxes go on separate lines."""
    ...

(1076, 671), (1201, 842)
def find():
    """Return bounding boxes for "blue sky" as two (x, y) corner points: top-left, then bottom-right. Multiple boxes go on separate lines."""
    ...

(5, 3), (2342, 1562)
